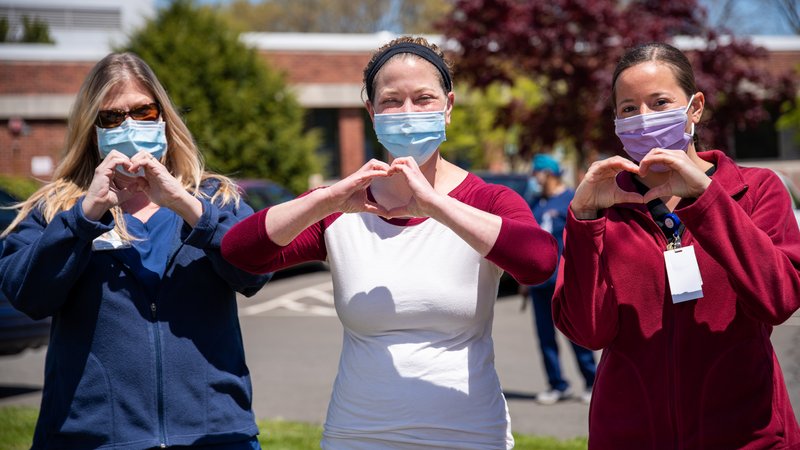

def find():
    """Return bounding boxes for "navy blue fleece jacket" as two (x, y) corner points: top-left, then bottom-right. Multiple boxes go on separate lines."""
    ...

(0, 181), (270, 449)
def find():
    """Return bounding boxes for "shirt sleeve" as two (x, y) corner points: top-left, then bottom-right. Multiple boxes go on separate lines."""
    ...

(0, 198), (114, 319)
(184, 191), (272, 297)
(221, 199), (333, 275)
(678, 174), (800, 325)
(551, 208), (619, 350)
(467, 180), (558, 286)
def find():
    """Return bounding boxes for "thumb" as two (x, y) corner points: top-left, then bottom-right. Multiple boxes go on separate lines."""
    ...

(615, 190), (646, 205)
(642, 183), (672, 203)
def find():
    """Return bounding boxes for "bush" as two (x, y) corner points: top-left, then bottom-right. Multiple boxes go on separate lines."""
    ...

(0, 175), (42, 200)
(123, 0), (320, 193)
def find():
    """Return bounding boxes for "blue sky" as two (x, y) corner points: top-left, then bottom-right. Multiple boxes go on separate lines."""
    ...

(154, 0), (795, 36)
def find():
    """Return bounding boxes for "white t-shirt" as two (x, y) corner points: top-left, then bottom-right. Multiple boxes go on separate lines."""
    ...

(321, 212), (512, 449)
(220, 173), (558, 449)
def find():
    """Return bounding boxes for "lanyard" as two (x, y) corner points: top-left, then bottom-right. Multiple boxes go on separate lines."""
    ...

(664, 212), (682, 250)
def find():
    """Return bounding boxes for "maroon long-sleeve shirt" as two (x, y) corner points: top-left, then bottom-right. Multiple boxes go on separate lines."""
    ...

(554, 150), (800, 449)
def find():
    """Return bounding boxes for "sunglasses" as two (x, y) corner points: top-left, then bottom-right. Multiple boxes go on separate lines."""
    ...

(96, 102), (161, 128)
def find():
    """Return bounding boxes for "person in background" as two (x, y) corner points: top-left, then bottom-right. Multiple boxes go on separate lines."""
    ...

(221, 36), (558, 449)
(553, 42), (800, 448)
(0, 52), (270, 449)
(524, 154), (595, 405)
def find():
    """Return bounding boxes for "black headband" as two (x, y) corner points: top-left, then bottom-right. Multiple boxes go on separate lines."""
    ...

(365, 42), (453, 103)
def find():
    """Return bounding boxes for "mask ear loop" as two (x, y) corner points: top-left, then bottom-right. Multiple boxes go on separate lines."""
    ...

(685, 94), (696, 137)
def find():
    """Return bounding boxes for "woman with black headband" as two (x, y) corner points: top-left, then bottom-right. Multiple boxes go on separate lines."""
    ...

(222, 36), (557, 449)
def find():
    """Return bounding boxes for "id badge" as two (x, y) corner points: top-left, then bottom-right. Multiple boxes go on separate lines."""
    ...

(664, 245), (703, 303)
(92, 229), (131, 251)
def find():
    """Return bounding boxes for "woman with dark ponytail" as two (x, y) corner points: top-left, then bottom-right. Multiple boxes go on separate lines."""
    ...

(554, 42), (800, 449)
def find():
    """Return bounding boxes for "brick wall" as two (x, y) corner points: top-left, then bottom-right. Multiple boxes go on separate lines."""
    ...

(0, 61), (94, 94)
(765, 51), (800, 78)
(338, 108), (365, 176)
(0, 119), (66, 179)
(261, 51), (371, 84)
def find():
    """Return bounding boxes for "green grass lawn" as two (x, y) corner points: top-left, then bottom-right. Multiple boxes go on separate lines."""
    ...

(0, 406), (587, 449)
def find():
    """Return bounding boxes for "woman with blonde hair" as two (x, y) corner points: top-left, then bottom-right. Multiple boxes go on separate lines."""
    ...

(0, 52), (270, 449)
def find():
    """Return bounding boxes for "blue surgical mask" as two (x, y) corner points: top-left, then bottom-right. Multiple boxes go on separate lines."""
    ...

(373, 106), (447, 165)
(96, 119), (167, 176)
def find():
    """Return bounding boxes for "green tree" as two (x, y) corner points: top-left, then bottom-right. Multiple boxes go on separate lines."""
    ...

(221, 0), (450, 34)
(0, 17), (9, 43)
(124, 0), (319, 193)
(443, 77), (545, 170)
(21, 16), (54, 44)
(777, 62), (800, 146)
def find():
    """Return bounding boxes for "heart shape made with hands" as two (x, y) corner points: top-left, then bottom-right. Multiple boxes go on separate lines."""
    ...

(111, 169), (147, 193)
(111, 156), (147, 178)
(366, 160), (422, 217)
(606, 160), (689, 206)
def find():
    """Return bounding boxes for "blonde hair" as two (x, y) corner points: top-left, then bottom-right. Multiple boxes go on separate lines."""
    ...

(2, 53), (240, 239)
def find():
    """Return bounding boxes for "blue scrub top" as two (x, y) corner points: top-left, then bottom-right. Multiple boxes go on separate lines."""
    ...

(126, 207), (182, 296)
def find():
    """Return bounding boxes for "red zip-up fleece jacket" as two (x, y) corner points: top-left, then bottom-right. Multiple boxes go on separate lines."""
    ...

(553, 150), (800, 449)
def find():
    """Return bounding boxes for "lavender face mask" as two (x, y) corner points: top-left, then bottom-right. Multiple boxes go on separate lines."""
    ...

(614, 95), (695, 172)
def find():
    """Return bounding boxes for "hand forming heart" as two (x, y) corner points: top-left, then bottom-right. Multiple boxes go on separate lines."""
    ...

(379, 157), (439, 219)
(82, 150), (146, 220)
(571, 150), (711, 219)
(327, 159), (392, 216)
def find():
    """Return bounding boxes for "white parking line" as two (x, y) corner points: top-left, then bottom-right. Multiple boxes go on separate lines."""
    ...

(240, 280), (335, 317)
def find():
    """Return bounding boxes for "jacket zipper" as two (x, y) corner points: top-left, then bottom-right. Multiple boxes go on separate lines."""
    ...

(151, 302), (167, 448)
(152, 237), (185, 448)
(634, 208), (682, 447)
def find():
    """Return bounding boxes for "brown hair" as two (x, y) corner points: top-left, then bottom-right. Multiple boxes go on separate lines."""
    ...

(362, 36), (454, 103)
(611, 42), (697, 108)
(611, 42), (700, 147)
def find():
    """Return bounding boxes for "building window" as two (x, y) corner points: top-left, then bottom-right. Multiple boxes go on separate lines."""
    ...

(306, 108), (339, 179)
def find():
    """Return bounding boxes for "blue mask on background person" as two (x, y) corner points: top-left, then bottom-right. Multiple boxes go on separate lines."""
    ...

(96, 119), (167, 176)
(373, 106), (447, 165)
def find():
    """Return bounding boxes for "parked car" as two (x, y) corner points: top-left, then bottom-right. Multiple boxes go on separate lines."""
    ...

(771, 169), (800, 227)
(235, 178), (296, 212)
(235, 178), (327, 276)
(0, 188), (51, 356)
(474, 171), (539, 204)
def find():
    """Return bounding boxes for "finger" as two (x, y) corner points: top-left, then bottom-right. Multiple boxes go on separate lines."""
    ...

(362, 201), (389, 216)
(128, 152), (160, 174)
(351, 170), (389, 190)
(615, 190), (646, 205)
(362, 159), (391, 172)
(642, 184), (673, 203)
(99, 152), (130, 170)
(638, 149), (684, 174)
(384, 206), (410, 218)
(360, 168), (391, 180)
(398, 156), (419, 168)
(587, 156), (639, 179)
(603, 156), (641, 174)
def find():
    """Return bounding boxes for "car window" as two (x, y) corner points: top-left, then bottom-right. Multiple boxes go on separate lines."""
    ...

(475, 173), (534, 202)
(239, 181), (295, 211)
